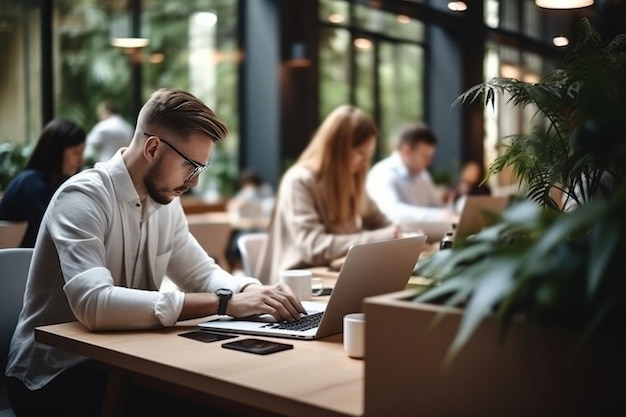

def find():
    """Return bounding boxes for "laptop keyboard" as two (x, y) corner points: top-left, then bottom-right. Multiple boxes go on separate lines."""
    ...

(272, 312), (323, 331)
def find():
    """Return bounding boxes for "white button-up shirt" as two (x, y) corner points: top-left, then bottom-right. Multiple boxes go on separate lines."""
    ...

(7, 150), (260, 390)
(86, 114), (134, 162)
(366, 151), (449, 222)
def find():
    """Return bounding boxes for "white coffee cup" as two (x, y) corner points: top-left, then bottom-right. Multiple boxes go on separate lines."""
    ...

(278, 269), (324, 301)
(343, 313), (365, 359)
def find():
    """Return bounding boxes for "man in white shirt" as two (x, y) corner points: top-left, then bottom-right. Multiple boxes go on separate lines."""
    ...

(86, 100), (134, 162)
(366, 123), (457, 223)
(6, 88), (305, 417)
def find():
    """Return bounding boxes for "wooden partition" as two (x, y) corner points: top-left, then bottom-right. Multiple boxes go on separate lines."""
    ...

(363, 290), (625, 417)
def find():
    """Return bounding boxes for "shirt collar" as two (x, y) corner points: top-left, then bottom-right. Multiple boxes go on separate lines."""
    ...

(98, 149), (159, 217)
(390, 151), (411, 177)
(96, 149), (137, 205)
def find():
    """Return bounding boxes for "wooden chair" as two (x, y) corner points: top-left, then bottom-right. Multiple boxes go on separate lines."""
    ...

(0, 221), (27, 249)
(186, 215), (233, 271)
(0, 248), (33, 417)
(236, 232), (267, 279)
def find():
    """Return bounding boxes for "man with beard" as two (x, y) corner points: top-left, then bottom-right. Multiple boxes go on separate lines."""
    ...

(5, 88), (305, 417)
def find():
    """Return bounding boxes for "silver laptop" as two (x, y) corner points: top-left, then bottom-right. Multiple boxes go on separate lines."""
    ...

(197, 235), (427, 340)
(400, 220), (454, 243)
(454, 195), (509, 240)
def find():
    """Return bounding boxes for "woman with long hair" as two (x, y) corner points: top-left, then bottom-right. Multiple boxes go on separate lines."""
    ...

(257, 105), (400, 283)
(0, 118), (86, 247)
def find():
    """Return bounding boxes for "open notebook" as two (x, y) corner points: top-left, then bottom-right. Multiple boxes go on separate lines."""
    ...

(198, 234), (427, 340)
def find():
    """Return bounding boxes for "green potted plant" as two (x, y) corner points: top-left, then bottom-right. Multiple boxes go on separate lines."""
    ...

(454, 18), (625, 211)
(362, 18), (625, 416)
(416, 16), (626, 360)
(0, 142), (29, 192)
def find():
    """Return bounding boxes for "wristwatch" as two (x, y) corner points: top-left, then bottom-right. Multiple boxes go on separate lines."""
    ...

(216, 288), (233, 316)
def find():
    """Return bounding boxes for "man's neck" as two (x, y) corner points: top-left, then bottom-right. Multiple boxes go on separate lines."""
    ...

(121, 147), (149, 201)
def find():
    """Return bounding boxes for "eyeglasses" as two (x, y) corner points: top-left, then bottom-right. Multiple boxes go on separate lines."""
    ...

(144, 132), (208, 181)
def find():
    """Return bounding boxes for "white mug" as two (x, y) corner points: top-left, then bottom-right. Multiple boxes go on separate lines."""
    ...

(279, 269), (324, 301)
(343, 313), (365, 359)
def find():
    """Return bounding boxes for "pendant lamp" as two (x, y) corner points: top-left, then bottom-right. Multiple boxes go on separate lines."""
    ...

(535, 0), (593, 9)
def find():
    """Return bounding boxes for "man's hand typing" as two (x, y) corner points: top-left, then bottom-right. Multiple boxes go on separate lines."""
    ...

(230, 283), (306, 322)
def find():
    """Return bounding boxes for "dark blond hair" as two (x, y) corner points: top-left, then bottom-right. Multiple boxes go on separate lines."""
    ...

(136, 88), (228, 143)
(297, 105), (378, 225)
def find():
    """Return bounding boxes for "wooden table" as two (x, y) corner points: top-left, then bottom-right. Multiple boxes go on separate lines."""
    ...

(34, 265), (431, 417)
(35, 319), (363, 417)
(187, 211), (270, 231)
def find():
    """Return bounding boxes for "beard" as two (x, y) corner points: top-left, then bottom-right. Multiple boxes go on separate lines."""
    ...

(144, 160), (183, 205)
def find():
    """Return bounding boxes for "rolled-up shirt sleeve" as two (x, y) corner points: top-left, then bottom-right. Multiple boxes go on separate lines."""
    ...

(64, 267), (185, 330)
(154, 290), (184, 327)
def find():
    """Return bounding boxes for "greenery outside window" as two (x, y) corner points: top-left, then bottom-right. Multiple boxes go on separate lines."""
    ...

(318, 0), (426, 158)
(54, 0), (239, 197)
(143, 0), (239, 197)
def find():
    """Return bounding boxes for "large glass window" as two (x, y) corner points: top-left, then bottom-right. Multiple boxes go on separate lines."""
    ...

(143, 0), (239, 197)
(0, 1), (41, 147)
(353, 36), (375, 114)
(378, 42), (423, 156)
(483, 42), (544, 191)
(318, 0), (426, 157)
(51, 0), (239, 197)
(318, 26), (351, 118)
(55, 1), (132, 128)
(487, 0), (548, 42)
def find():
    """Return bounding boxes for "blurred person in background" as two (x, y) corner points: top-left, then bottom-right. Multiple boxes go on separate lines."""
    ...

(0, 118), (86, 247)
(227, 168), (274, 218)
(366, 122), (457, 223)
(86, 100), (133, 162)
(444, 160), (492, 213)
(226, 168), (275, 268)
(257, 104), (401, 284)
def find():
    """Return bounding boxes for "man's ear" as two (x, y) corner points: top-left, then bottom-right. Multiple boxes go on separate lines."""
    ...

(144, 136), (159, 160)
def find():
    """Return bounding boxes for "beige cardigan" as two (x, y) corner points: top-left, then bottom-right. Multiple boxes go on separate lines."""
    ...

(256, 165), (397, 284)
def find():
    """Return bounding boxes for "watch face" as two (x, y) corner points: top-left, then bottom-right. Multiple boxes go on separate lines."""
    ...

(217, 288), (233, 297)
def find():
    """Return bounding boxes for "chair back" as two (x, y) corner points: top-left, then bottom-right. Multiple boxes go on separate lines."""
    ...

(0, 221), (27, 249)
(187, 215), (233, 271)
(237, 232), (268, 279)
(0, 247), (33, 414)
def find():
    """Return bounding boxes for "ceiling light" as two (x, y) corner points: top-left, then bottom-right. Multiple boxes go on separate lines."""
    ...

(111, 37), (149, 48)
(535, 0), (593, 9)
(110, 13), (149, 49)
(397, 14), (411, 24)
(553, 35), (570, 47)
(447, 1), (468, 12)
(328, 13), (345, 24)
(353, 38), (373, 50)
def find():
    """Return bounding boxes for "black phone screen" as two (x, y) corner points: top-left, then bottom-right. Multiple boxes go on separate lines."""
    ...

(221, 338), (294, 355)
(178, 331), (237, 343)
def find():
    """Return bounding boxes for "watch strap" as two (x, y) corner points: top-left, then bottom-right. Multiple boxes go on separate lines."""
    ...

(217, 289), (233, 315)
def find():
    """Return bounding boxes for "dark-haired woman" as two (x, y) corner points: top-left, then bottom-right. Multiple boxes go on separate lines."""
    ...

(0, 119), (86, 247)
